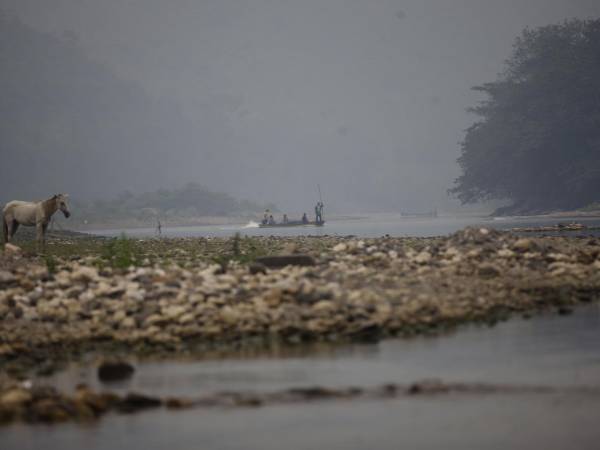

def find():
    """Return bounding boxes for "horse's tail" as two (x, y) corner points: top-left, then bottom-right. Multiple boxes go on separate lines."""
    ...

(2, 211), (8, 245)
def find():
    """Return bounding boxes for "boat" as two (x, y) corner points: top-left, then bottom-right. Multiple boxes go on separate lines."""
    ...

(400, 209), (438, 218)
(259, 220), (325, 228)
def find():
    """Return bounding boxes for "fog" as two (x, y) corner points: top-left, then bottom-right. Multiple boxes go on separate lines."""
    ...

(2, 0), (599, 212)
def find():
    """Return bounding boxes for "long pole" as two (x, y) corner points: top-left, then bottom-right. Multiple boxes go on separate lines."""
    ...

(317, 184), (324, 223)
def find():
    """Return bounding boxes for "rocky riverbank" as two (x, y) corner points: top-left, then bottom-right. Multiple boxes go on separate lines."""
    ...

(3, 377), (599, 425)
(2, 228), (600, 364)
(1, 227), (600, 424)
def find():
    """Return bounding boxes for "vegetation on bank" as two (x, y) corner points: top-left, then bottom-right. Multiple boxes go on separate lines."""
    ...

(9, 231), (276, 271)
(450, 19), (600, 215)
(70, 183), (277, 223)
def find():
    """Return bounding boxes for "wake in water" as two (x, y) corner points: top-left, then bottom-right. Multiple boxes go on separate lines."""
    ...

(243, 220), (260, 228)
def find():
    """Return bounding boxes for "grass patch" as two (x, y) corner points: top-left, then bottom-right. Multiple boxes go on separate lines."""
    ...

(212, 234), (268, 270)
(101, 234), (140, 269)
(44, 254), (58, 274)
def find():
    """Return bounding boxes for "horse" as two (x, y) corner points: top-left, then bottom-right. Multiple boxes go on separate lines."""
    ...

(3, 194), (71, 247)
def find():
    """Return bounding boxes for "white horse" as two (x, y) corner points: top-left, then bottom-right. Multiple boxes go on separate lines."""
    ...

(3, 194), (71, 247)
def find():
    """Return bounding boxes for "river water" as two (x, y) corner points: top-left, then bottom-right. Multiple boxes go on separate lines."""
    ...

(89, 214), (600, 238)
(4, 305), (600, 449)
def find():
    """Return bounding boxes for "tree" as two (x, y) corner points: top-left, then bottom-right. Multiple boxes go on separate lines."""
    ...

(450, 19), (600, 214)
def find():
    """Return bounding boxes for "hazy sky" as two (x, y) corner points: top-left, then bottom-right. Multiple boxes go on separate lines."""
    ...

(3, 0), (600, 211)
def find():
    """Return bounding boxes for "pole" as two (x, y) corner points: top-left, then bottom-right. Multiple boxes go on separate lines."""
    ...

(317, 184), (324, 223)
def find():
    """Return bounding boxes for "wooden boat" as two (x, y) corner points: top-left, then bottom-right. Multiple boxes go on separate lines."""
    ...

(400, 209), (438, 218)
(259, 220), (325, 228)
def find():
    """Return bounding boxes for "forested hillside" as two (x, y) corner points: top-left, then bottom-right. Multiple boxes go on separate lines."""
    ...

(73, 183), (275, 222)
(450, 19), (600, 215)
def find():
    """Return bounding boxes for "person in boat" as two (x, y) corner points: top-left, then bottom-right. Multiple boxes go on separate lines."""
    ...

(283, 214), (289, 224)
(268, 214), (276, 225)
(315, 201), (324, 223)
(302, 213), (309, 224)
(262, 210), (269, 225)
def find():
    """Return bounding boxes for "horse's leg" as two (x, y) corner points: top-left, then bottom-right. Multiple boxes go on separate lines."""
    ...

(2, 216), (8, 244)
(36, 222), (44, 253)
(42, 223), (49, 247)
(10, 220), (19, 239)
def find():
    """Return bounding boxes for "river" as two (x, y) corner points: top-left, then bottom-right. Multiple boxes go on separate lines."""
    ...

(88, 214), (600, 238)
(4, 305), (600, 449)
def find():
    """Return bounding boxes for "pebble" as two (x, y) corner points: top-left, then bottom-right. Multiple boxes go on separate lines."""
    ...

(1, 226), (599, 385)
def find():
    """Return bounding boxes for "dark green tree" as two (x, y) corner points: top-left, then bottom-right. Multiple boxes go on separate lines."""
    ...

(450, 19), (600, 214)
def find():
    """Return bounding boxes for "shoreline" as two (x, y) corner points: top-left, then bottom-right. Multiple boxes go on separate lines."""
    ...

(2, 227), (599, 362)
(2, 227), (600, 424)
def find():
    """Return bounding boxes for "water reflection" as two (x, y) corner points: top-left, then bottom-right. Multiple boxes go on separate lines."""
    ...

(6, 305), (600, 450)
(44, 305), (600, 398)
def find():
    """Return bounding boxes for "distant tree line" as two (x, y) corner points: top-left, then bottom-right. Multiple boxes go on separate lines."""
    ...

(73, 183), (277, 221)
(450, 19), (600, 215)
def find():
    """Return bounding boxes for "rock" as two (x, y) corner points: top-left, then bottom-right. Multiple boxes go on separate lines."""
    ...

(558, 306), (573, 316)
(255, 255), (316, 268)
(178, 313), (195, 325)
(120, 317), (137, 329)
(280, 243), (299, 254)
(97, 361), (135, 382)
(112, 310), (127, 324)
(220, 306), (240, 325)
(413, 251), (432, 264)
(117, 393), (162, 413)
(286, 386), (344, 400)
(165, 397), (195, 409)
(478, 264), (500, 278)
(497, 248), (515, 258)
(75, 385), (115, 415)
(333, 243), (347, 253)
(312, 300), (335, 312)
(70, 266), (99, 283)
(163, 305), (187, 320)
(0, 270), (17, 287)
(248, 262), (267, 275)
(3, 243), (22, 255)
(29, 398), (71, 423)
(513, 238), (534, 252)
(0, 388), (32, 407)
(144, 314), (166, 327)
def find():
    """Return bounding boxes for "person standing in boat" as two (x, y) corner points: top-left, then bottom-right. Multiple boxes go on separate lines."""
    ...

(268, 214), (276, 225)
(302, 213), (309, 224)
(262, 209), (269, 225)
(283, 214), (289, 224)
(315, 201), (324, 223)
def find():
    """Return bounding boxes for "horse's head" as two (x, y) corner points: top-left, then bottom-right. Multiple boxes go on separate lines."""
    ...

(55, 194), (71, 218)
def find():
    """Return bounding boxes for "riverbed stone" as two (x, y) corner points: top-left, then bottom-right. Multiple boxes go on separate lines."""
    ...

(97, 361), (135, 382)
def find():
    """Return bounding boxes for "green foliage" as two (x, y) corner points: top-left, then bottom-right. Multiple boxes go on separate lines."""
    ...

(232, 232), (241, 257)
(450, 19), (600, 214)
(101, 234), (139, 269)
(44, 254), (57, 274)
(212, 234), (267, 269)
